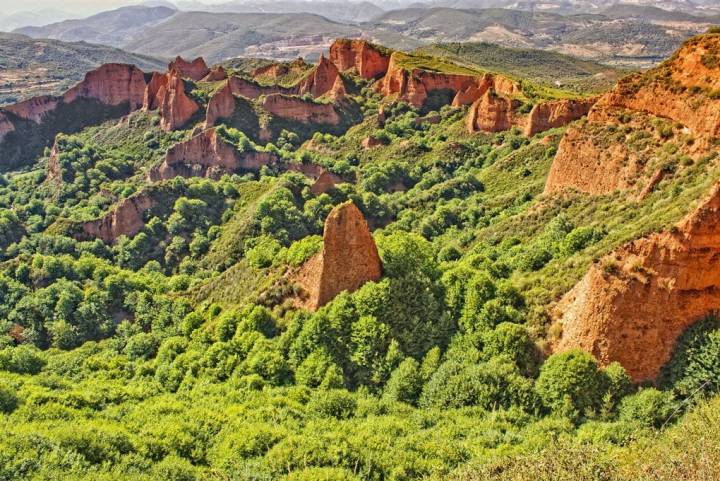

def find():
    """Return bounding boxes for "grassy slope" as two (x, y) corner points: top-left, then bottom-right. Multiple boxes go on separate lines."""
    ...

(415, 42), (628, 94)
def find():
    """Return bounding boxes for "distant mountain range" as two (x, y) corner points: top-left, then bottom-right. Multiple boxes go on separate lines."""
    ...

(10, 3), (720, 65)
(0, 32), (165, 105)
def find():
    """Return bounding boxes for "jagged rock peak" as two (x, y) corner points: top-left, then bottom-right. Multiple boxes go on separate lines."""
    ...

(168, 56), (210, 81)
(294, 201), (382, 310)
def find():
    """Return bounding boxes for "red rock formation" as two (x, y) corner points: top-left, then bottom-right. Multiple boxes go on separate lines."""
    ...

(79, 191), (155, 243)
(378, 53), (519, 109)
(0, 113), (14, 142)
(329, 39), (391, 79)
(143, 72), (167, 110)
(205, 81), (236, 127)
(252, 58), (310, 82)
(168, 56), (210, 81)
(150, 70), (200, 131)
(544, 33), (720, 196)
(554, 183), (720, 382)
(261, 94), (339, 125)
(202, 66), (228, 82)
(466, 90), (518, 133)
(294, 202), (382, 309)
(362, 136), (383, 149)
(63, 63), (147, 109)
(148, 128), (276, 181)
(524, 97), (597, 136)
(310, 170), (343, 195)
(297, 55), (345, 99)
(46, 138), (62, 185)
(4, 95), (60, 123)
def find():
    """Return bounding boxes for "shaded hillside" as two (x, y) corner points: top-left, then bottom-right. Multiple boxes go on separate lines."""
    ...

(0, 33), (165, 105)
(14, 6), (176, 46)
(415, 42), (628, 94)
(368, 7), (714, 66)
(122, 11), (420, 62)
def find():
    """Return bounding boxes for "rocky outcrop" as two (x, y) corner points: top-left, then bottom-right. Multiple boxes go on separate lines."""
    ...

(252, 58), (310, 82)
(0, 113), (14, 143)
(143, 72), (168, 110)
(329, 39), (391, 79)
(4, 95), (60, 124)
(144, 70), (199, 131)
(148, 128), (276, 181)
(227, 76), (292, 100)
(310, 170), (343, 195)
(63, 63), (147, 109)
(524, 97), (597, 136)
(378, 53), (519, 109)
(293, 202), (382, 309)
(261, 94), (339, 125)
(297, 55), (345, 100)
(169, 56), (210, 81)
(78, 191), (155, 243)
(202, 66), (228, 82)
(466, 90), (519, 133)
(46, 139), (63, 186)
(205, 81), (236, 127)
(544, 33), (720, 196)
(554, 183), (720, 382)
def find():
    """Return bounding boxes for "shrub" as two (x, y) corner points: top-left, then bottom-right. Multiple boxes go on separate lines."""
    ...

(307, 389), (357, 419)
(0, 384), (18, 413)
(660, 316), (720, 398)
(0, 345), (45, 374)
(535, 350), (608, 418)
(296, 349), (345, 389)
(420, 358), (539, 411)
(482, 322), (538, 376)
(619, 388), (676, 428)
(383, 358), (423, 405)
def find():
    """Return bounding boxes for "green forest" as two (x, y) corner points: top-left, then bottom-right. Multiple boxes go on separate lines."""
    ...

(1, 34), (720, 481)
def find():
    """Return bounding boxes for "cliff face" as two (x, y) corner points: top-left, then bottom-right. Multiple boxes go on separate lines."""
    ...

(294, 202), (382, 310)
(0, 113), (14, 142)
(378, 54), (519, 109)
(297, 55), (345, 99)
(545, 33), (720, 196)
(4, 96), (60, 124)
(79, 192), (155, 243)
(261, 94), (339, 125)
(555, 183), (720, 382)
(329, 39), (391, 79)
(202, 66), (228, 82)
(466, 90), (519, 133)
(168, 56), (210, 81)
(144, 70), (199, 131)
(63, 63), (147, 109)
(205, 81), (236, 127)
(148, 128), (276, 181)
(524, 97), (597, 136)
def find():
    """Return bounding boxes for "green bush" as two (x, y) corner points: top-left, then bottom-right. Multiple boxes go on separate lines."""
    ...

(482, 322), (538, 376)
(420, 357), (539, 411)
(383, 358), (423, 405)
(619, 388), (676, 428)
(0, 384), (18, 413)
(0, 345), (45, 374)
(307, 389), (357, 419)
(660, 316), (720, 398)
(535, 350), (608, 419)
